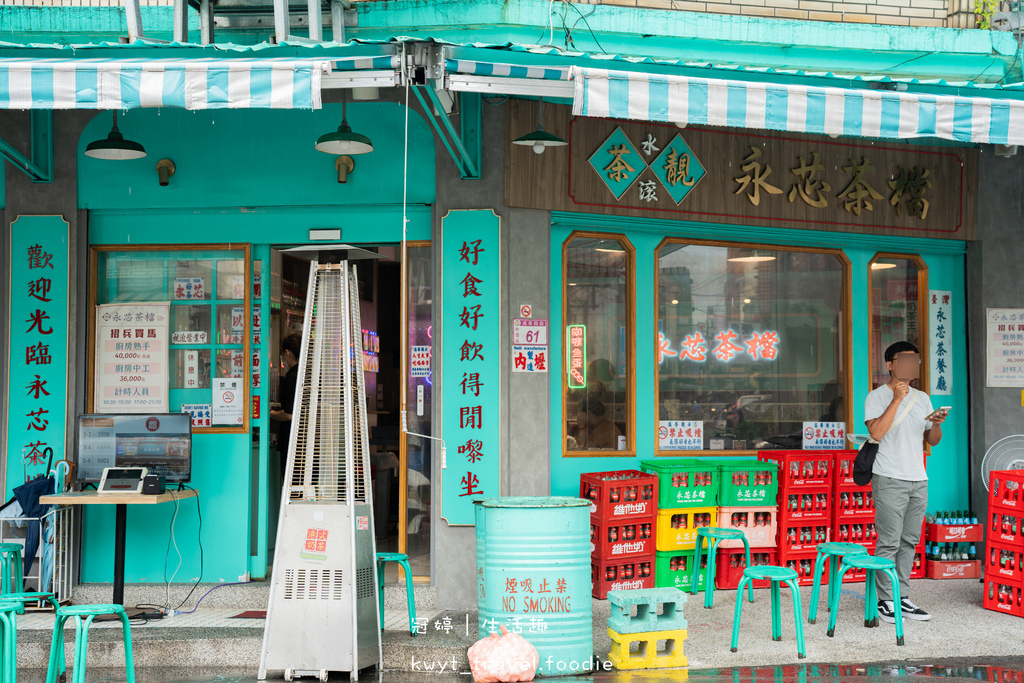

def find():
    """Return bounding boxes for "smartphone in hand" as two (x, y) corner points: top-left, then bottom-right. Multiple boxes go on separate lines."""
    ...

(925, 406), (951, 421)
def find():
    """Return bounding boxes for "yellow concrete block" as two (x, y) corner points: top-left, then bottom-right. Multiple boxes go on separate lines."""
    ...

(607, 627), (688, 670)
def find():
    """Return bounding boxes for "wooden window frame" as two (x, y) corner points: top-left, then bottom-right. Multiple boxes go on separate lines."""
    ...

(653, 237), (852, 457)
(561, 230), (636, 458)
(867, 252), (930, 394)
(87, 242), (252, 434)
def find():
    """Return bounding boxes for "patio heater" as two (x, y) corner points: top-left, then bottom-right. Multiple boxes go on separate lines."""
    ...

(259, 247), (382, 682)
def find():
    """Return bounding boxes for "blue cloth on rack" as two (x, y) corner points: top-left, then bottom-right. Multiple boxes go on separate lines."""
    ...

(13, 475), (53, 577)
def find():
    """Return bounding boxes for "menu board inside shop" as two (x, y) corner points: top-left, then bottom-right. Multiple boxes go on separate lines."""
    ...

(93, 302), (170, 413)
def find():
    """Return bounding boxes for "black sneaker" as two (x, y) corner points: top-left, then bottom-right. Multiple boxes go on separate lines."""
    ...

(900, 598), (932, 621)
(877, 600), (897, 623)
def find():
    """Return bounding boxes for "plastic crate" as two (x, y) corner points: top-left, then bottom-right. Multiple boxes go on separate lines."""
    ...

(639, 459), (718, 508)
(928, 522), (984, 544)
(926, 560), (981, 579)
(590, 517), (656, 560)
(654, 550), (707, 592)
(834, 489), (876, 519)
(715, 548), (777, 590)
(983, 578), (1024, 617)
(780, 487), (831, 522)
(758, 450), (834, 488)
(707, 458), (779, 506)
(834, 521), (877, 545)
(717, 506), (778, 548)
(655, 506), (717, 551)
(911, 546), (926, 579)
(833, 450), (862, 487)
(987, 540), (1024, 585)
(580, 470), (659, 523)
(591, 556), (655, 600)
(990, 470), (1024, 513)
(989, 510), (1023, 547)
(778, 520), (831, 553)
(778, 551), (829, 587)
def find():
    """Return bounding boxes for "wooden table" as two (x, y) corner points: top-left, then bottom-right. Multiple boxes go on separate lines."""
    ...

(40, 489), (197, 609)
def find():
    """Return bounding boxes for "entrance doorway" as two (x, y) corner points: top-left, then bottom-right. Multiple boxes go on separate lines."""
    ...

(266, 243), (432, 582)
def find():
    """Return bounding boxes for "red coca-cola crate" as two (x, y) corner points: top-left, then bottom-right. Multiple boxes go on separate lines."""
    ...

(990, 470), (1024, 513)
(591, 555), (655, 599)
(717, 506), (778, 548)
(926, 560), (981, 579)
(983, 579), (1024, 617)
(928, 522), (984, 544)
(987, 540), (1024, 585)
(834, 488), (876, 519)
(758, 450), (835, 488)
(715, 548), (777, 590)
(833, 520), (878, 545)
(988, 668), (1024, 683)
(779, 487), (831, 522)
(989, 510), (1023, 547)
(833, 450), (861, 487)
(911, 545), (926, 579)
(590, 517), (655, 559)
(778, 551), (828, 587)
(580, 470), (658, 523)
(778, 520), (831, 553)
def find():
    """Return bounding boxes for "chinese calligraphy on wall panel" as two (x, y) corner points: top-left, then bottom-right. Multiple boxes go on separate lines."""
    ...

(5, 216), (69, 496)
(505, 100), (977, 241)
(442, 210), (502, 525)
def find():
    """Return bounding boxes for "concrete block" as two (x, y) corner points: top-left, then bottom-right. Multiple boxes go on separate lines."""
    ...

(607, 587), (688, 634)
(608, 627), (688, 670)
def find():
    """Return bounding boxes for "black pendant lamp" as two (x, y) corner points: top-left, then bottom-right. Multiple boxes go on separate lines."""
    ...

(513, 97), (567, 155)
(315, 95), (374, 155)
(85, 111), (147, 160)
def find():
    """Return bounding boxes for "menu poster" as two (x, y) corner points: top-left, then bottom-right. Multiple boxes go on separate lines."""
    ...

(987, 308), (1024, 387)
(213, 378), (244, 425)
(94, 302), (169, 413)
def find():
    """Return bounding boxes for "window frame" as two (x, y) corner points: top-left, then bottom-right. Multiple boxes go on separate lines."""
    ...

(867, 252), (930, 394)
(652, 237), (852, 457)
(87, 242), (252, 434)
(561, 230), (636, 458)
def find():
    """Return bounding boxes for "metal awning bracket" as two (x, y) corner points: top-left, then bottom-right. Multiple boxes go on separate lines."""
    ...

(0, 110), (53, 183)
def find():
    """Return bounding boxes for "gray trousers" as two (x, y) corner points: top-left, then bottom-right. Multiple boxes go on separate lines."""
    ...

(872, 474), (928, 602)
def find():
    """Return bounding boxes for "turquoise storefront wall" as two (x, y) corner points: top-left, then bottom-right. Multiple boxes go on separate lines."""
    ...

(548, 212), (970, 512)
(78, 102), (435, 583)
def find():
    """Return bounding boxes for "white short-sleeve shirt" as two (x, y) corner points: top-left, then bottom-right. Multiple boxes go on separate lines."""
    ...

(864, 384), (934, 482)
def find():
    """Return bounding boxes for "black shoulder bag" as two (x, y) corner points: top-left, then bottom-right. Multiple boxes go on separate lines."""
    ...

(852, 390), (918, 486)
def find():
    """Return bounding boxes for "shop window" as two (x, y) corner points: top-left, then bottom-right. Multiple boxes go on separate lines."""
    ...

(89, 244), (250, 433)
(869, 254), (927, 390)
(656, 241), (847, 452)
(563, 232), (634, 455)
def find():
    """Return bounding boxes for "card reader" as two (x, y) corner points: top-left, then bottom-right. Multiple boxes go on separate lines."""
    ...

(97, 467), (148, 495)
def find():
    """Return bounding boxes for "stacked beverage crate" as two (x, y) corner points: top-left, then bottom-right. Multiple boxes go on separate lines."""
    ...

(580, 470), (659, 599)
(983, 470), (1024, 617)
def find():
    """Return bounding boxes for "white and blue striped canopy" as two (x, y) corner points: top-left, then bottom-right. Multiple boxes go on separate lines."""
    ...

(446, 58), (569, 81)
(572, 66), (1024, 146)
(0, 58), (331, 109)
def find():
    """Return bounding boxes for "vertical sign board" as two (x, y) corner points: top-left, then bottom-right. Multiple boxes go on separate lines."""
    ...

(442, 210), (501, 525)
(929, 291), (952, 395)
(5, 217), (69, 497)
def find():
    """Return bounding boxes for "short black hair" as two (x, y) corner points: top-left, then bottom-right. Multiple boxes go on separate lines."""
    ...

(884, 341), (919, 363)
(578, 395), (606, 418)
(281, 333), (302, 359)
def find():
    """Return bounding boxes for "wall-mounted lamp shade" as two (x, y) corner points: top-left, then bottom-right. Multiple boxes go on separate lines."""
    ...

(315, 123), (374, 155)
(85, 112), (146, 160)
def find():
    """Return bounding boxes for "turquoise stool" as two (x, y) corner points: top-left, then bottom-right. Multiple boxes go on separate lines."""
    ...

(0, 544), (24, 595)
(45, 604), (136, 683)
(691, 527), (753, 609)
(0, 599), (25, 683)
(826, 554), (905, 646)
(376, 552), (417, 636)
(731, 566), (806, 659)
(807, 542), (869, 624)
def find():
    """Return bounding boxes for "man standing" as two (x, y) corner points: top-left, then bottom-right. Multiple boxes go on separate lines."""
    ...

(864, 341), (947, 623)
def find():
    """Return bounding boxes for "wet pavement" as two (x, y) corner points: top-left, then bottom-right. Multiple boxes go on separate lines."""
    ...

(16, 658), (1024, 682)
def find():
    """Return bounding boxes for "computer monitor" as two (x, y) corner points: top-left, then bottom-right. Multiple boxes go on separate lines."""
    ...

(76, 414), (192, 484)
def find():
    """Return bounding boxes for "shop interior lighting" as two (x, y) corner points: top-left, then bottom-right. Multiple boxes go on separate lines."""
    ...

(871, 262), (898, 270)
(512, 97), (567, 155)
(727, 250), (776, 263)
(85, 111), (147, 160)
(315, 94), (374, 155)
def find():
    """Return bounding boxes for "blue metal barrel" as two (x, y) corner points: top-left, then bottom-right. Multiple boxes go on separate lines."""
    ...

(475, 496), (593, 676)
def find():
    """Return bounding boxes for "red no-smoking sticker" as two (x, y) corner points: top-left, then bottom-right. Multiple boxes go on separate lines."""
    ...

(222, 391), (234, 404)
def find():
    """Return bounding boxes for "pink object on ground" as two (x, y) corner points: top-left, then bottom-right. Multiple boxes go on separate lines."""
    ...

(467, 624), (539, 682)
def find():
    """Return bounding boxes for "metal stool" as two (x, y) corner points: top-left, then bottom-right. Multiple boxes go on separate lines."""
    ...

(0, 544), (24, 595)
(807, 542), (868, 624)
(731, 566), (806, 659)
(376, 552), (417, 636)
(0, 599), (25, 683)
(692, 527), (753, 609)
(45, 604), (136, 683)
(826, 554), (905, 646)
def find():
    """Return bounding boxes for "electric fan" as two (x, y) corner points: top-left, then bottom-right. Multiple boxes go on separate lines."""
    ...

(981, 434), (1024, 490)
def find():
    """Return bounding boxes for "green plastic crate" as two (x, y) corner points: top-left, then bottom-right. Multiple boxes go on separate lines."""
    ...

(705, 457), (779, 507)
(654, 550), (707, 592)
(639, 459), (719, 508)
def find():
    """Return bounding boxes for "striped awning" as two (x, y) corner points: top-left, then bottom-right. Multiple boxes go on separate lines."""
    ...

(0, 58), (331, 110)
(572, 66), (1024, 146)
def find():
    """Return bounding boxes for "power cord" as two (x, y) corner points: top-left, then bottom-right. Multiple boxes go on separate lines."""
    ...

(173, 485), (203, 611)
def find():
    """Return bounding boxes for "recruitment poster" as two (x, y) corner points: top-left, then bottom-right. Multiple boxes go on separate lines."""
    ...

(93, 302), (170, 413)
(987, 308), (1024, 387)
